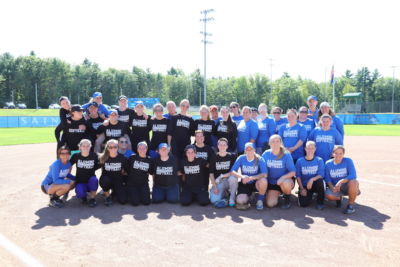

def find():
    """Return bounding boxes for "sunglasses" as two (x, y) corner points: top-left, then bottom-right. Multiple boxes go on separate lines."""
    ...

(273, 112), (281, 114)
(119, 140), (128, 144)
(108, 146), (118, 149)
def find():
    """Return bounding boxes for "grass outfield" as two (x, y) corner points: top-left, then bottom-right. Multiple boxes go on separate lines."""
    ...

(0, 125), (399, 146)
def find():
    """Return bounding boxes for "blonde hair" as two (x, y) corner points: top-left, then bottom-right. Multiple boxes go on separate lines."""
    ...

(258, 103), (268, 113)
(269, 134), (287, 160)
(199, 105), (210, 120)
(99, 139), (118, 165)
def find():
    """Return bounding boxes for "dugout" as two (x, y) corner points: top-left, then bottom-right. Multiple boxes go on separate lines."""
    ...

(342, 92), (362, 113)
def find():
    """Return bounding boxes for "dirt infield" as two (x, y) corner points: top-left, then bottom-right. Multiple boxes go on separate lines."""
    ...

(0, 136), (399, 266)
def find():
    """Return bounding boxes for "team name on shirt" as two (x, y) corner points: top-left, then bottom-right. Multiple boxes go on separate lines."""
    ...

(152, 124), (167, 132)
(242, 165), (259, 175)
(132, 119), (148, 127)
(276, 124), (285, 131)
(303, 124), (311, 131)
(77, 159), (95, 169)
(217, 124), (227, 132)
(69, 128), (85, 133)
(133, 160), (150, 171)
(196, 152), (208, 160)
(59, 169), (69, 177)
(91, 122), (103, 130)
(119, 115), (130, 122)
(198, 124), (212, 132)
(176, 119), (190, 128)
(267, 159), (283, 169)
(105, 162), (122, 171)
(156, 166), (173, 175)
(301, 165), (318, 175)
(184, 165), (201, 174)
(106, 129), (122, 137)
(258, 122), (266, 130)
(329, 168), (347, 178)
(237, 121), (247, 132)
(316, 135), (334, 143)
(216, 161), (231, 171)
(283, 129), (298, 138)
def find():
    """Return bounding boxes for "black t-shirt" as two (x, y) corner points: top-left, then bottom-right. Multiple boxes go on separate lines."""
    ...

(59, 108), (71, 128)
(100, 153), (127, 181)
(168, 114), (195, 155)
(209, 152), (237, 178)
(64, 118), (90, 150)
(129, 114), (152, 148)
(86, 115), (104, 140)
(180, 158), (208, 187)
(97, 121), (130, 143)
(194, 144), (214, 163)
(117, 108), (135, 124)
(215, 120), (238, 152)
(194, 119), (216, 147)
(70, 152), (100, 183)
(126, 154), (154, 186)
(149, 117), (169, 150)
(153, 156), (179, 187)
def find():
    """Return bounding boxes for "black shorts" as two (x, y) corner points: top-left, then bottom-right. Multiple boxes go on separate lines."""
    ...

(237, 182), (257, 196)
(267, 183), (282, 193)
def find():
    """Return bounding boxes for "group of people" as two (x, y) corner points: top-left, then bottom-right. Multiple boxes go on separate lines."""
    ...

(41, 92), (360, 214)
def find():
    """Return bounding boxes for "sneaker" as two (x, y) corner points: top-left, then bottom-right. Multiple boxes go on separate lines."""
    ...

(214, 199), (228, 209)
(61, 192), (69, 202)
(281, 195), (291, 209)
(336, 197), (342, 208)
(316, 204), (324, 210)
(236, 203), (250, 210)
(229, 199), (236, 207)
(249, 193), (257, 206)
(49, 198), (64, 208)
(88, 198), (97, 208)
(343, 204), (355, 214)
(104, 196), (113, 206)
(256, 200), (264, 210)
(81, 197), (88, 205)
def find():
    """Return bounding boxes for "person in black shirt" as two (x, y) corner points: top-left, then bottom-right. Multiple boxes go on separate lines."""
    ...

(209, 138), (238, 207)
(152, 143), (180, 203)
(98, 139), (128, 206)
(193, 130), (214, 188)
(194, 105), (216, 147)
(85, 102), (104, 143)
(54, 96), (71, 154)
(180, 145), (210, 206)
(129, 101), (152, 153)
(63, 105), (90, 152)
(167, 99), (195, 160)
(70, 139), (100, 207)
(117, 95), (135, 124)
(215, 106), (238, 153)
(95, 109), (131, 153)
(149, 103), (169, 158)
(126, 141), (154, 206)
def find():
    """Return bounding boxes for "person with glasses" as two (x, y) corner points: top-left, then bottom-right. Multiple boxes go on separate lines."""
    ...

(98, 139), (128, 206)
(271, 106), (288, 134)
(149, 103), (169, 158)
(215, 106), (237, 153)
(298, 106), (316, 138)
(229, 102), (243, 125)
(167, 99), (195, 160)
(118, 136), (134, 158)
(256, 103), (276, 154)
(194, 105), (216, 147)
(82, 92), (110, 118)
(236, 106), (259, 155)
(41, 146), (75, 208)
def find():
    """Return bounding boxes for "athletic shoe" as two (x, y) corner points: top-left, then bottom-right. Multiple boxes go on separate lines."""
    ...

(81, 197), (88, 205)
(88, 198), (97, 208)
(61, 192), (69, 202)
(256, 200), (264, 210)
(49, 198), (64, 208)
(316, 204), (324, 210)
(214, 199), (228, 208)
(343, 204), (355, 214)
(229, 199), (236, 207)
(236, 203), (250, 210)
(104, 196), (113, 206)
(281, 195), (291, 209)
(249, 192), (257, 205)
(336, 197), (342, 208)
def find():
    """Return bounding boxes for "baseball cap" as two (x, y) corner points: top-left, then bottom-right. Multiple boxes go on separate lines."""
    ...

(135, 101), (144, 107)
(92, 92), (102, 98)
(184, 144), (196, 153)
(244, 142), (255, 150)
(210, 105), (218, 111)
(109, 109), (118, 115)
(71, 105), (84, 112)
(307, 95), (318, 102)
(88, 102), (99, 108)
(158, 143), (169, 150)
(118, 95), (128, 101)
(320, 102), (331, 108)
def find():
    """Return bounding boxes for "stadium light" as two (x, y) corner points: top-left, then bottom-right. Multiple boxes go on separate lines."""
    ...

(200, 9), (214, 106)
(390, 66), (397, 113)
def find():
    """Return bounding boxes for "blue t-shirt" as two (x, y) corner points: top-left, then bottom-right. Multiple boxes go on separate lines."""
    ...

(295, 156), (325, 186)
(82, 103), (110, 117)
(41, 160), (72, 185)
(278, 123), (307, 160)
(232, 115), (244, 125)
(298, 118), (316, 138)
(122, 149), (134, 159)
(256, 117), (276, 148)
(331, 115), (345, 138)
(237, 119), (259, 153)
(274, 117), (288, 133)
(308, 108), (319, 123)
(324, 157), (357, 185)
(261, 150), (295, 185)
(231, 155), (267, 183)
(308, 127), (343, 162)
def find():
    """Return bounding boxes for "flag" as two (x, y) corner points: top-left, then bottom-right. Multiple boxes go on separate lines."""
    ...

(330, 65), (335, 86)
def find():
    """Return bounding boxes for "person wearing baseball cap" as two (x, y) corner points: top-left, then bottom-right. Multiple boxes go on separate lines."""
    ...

(116, 95), (135, 124)
(209, 105), (221, 124)
(81, 91), (110, 118)
(307, 95), (319, 123)
(86, 101), (105, 142)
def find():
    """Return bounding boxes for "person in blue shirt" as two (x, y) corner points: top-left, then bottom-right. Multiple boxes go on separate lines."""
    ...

(256, 103), (276, 155)
(41, 146), (75, 208)
(325, 145), (360, 214)
(271, 106), (288, 133)
(295, 141), (325, 210)
(262, 135), (296, 209)
(236, 106), (259, 154)
(230, 142), (267, 210)
(82, 92), (110, 118)
(278, 109), (307, 163)
(308, 114), (343, 162)
(307, 95), (319, 123)
(318, 102), (344, 138)
(298, 106), (316, 138)
(229, 102), (243, 125)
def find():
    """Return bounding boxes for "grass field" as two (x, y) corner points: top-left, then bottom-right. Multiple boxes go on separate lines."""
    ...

(0, 125), (399, 146)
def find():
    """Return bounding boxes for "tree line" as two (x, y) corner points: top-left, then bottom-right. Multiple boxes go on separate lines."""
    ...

(0, 51), (399, 112)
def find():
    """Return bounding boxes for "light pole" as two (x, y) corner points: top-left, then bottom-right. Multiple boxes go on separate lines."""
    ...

(200, 9), (214, 106)
(269, 58), (274, 107)
(390, 66), (397, 113)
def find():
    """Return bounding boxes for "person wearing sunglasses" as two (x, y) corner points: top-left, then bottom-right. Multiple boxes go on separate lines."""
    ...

(149, 103), (169, 158)
(41, 146), (75, 208)
(82, 91), (110, 118)
(98, 139), (128, 206)
(271, 106), (288, 134)
(118, 136), (134, 158)
(298, 106), (316, 138)
(229, 102), (243, 125)
(167, 99), (195, 160)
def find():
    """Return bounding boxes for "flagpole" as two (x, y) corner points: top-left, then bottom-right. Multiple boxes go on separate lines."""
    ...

(332, 82), (335, 111)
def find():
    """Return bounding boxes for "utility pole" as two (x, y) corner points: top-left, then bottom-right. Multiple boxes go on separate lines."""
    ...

(35, 83), (39, 109)
(269, 58), (274, 107)
(200, 9), (214, 106)
(390, 66), (397, 113)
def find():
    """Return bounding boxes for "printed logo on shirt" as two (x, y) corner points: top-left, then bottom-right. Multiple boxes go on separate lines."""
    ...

(276, 124), (285, 131)
(316, 135), (334, 143)
(329, 168), (347, 178)
(267, 159), (283, 169)
(198, 124), (212, 132)
(176, 119), (190, 129)
(119, 115), (130, 123)
(105, 162), (122, 171)
(301, 165), (318, 175)
(152, 124), (167, 132)
(283, 129), (298, 138)
(133, 160), (150, 171)
(237, 121), (247, 132)
(69, 128), (85, 133)
(106, 129), (122, 137)
(216, 161), (231, 171)
(184, 165), (201, 174)
(132, 119), (148, 127)
(59, 169), (69, 178)
(242, 165), (259, 175)
(217, 124), (228, 133)
(91, 122), (103, 130)
(156, 166), (173, 175)
(77, 159), (95, 169)
(196, 152), (208, 160)
(303, 124), (311, 131)
(257, 122), (266, 130)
